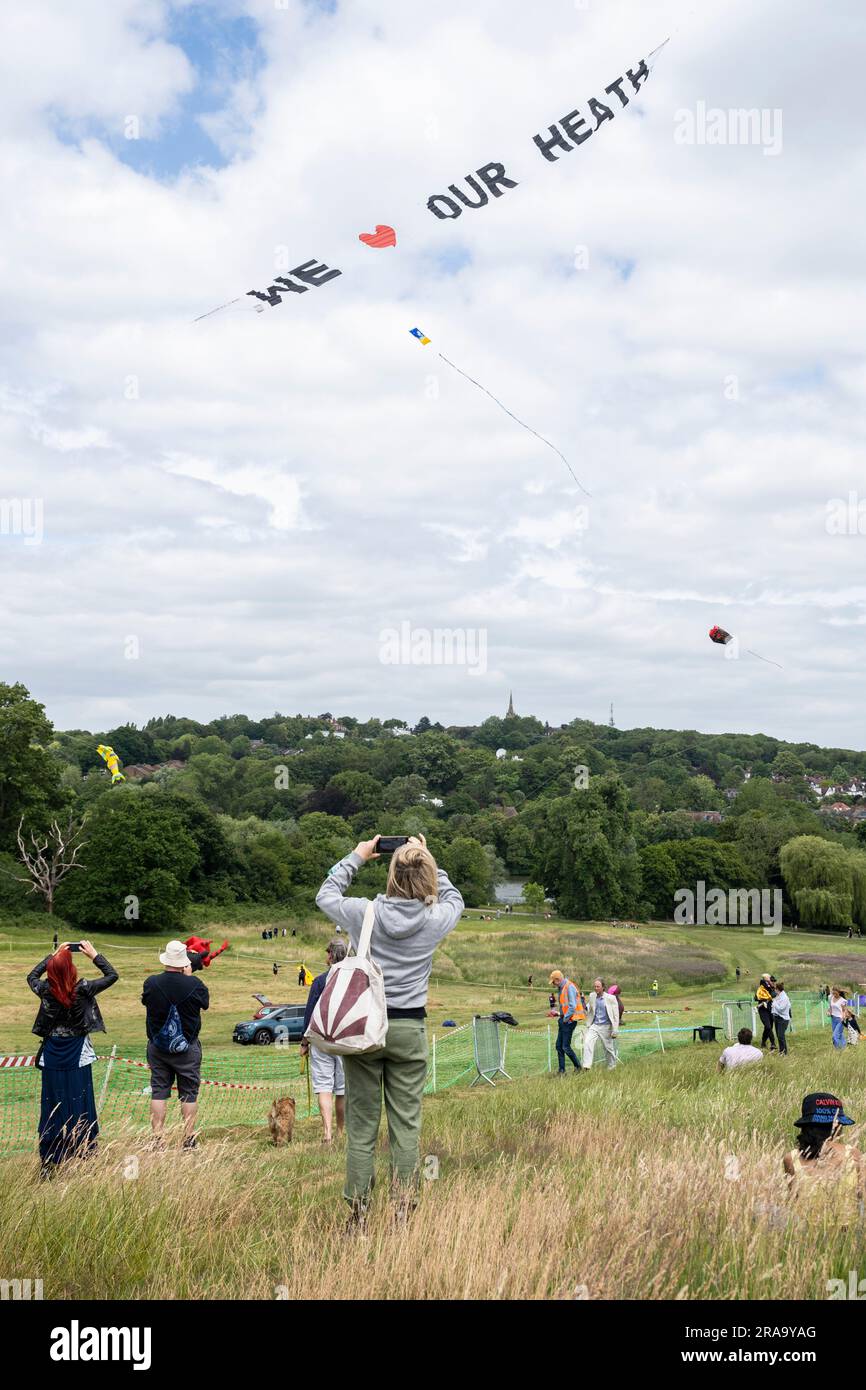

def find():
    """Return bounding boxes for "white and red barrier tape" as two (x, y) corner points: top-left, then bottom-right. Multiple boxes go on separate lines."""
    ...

(94, 1055), (282, 1091)
(0, 1054), (293, 1091)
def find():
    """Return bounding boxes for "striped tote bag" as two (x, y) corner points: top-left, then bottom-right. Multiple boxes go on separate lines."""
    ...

(304, 901), (388, 1055)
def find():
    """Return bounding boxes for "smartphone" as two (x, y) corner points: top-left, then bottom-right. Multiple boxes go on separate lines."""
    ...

(67, 942), (82, 952)
(377, 836), (409, 854)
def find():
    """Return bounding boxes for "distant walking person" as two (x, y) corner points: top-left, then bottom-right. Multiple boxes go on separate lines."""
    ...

(300, 939), (349, 1144)
(549, 970), (584, 1076)
(582, 978), (620, 1070)
(755, 974), (777, 1051)
(298, 965), (306, 986)
(608, 983), (625, 1023)
(771, 981), (791, 1055)
(651, 979), (659, 999)
(735, 966), (741, 985)
(27, 941), (118, 1174)
(142, 941), (209, 1149)
(843, 1002), (861, 1045)
(829, 988), (848, 1049)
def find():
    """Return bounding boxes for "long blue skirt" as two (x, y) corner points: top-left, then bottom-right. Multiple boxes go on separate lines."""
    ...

(38, 1036), (99, 1166)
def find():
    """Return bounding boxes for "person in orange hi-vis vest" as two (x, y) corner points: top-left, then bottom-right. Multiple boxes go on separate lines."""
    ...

(549, 970), (585, 1076)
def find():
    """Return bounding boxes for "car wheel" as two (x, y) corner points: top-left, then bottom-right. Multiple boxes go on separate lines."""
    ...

(254, 1029), (273, 1045)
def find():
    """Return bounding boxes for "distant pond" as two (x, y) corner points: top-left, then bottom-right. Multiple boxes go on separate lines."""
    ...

(494, 878), (526, 904)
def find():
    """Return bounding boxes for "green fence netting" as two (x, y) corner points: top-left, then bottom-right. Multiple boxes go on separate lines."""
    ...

(0, 1047), (318, 1157)
(0, 1001), (837, 1156)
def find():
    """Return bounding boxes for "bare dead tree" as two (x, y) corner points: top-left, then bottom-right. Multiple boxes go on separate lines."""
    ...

(3, 813), (89, 914)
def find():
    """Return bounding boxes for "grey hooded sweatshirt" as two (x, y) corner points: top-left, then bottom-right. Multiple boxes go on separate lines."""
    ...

(315, 851), (464, 1010)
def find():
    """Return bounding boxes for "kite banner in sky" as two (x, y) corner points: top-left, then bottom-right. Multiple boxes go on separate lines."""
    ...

(195, 45), (666, 321)
(193, 42), (668, 491)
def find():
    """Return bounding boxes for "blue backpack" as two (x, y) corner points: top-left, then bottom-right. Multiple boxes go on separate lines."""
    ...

(152, 982), (189, 1054)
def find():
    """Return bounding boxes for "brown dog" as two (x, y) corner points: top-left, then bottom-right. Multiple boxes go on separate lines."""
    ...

(268, 1096), (296, 1146)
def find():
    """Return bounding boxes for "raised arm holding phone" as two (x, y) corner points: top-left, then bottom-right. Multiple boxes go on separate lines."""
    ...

(315, 833), (464, 1230)
(26, 940), (118, 1174)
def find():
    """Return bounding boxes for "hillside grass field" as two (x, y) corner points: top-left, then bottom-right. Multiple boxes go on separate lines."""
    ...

(2, 913), (866, 1299)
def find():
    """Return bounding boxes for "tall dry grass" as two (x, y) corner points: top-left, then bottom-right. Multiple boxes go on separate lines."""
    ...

(1, 1032), (865, 1300)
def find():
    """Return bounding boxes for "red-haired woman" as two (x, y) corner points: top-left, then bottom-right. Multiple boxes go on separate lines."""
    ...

(27, 940), (118, 1174)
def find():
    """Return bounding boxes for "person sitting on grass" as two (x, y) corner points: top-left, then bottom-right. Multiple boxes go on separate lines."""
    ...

(27, 941), (118, 1176)
(784, 1093), (863, 1216)
(300, 938), (348, 1144)
(718, 1026), (763, 1071)
(315, 833), (464, 1231)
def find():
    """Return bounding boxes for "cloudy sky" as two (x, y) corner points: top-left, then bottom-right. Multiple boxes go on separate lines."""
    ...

(1, 0), (864, 744)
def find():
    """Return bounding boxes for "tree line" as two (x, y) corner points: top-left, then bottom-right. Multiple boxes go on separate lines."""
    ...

(3, 681), (866, 932)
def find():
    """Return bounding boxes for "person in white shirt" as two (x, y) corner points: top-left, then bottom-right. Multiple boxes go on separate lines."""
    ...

(582, 977), (619, 1070)
(718, 1027), (764, 1071)
(771, 981), (792, 1055)
(829, 987), (848, 1049)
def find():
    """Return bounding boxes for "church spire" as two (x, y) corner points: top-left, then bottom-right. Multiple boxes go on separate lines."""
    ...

(506, 690), (516, 718)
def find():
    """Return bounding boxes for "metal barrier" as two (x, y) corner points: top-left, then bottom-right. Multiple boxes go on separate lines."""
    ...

(471, 1017), (511, 1086)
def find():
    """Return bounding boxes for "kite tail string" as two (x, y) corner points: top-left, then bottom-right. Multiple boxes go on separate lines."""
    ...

(436, 352), (592, 497)
(646, 35), (671, 68)
(192, 296), (244, 323)
(746, 649), (784, 670)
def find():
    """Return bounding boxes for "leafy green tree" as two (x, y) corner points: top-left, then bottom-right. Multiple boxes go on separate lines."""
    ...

(780, 835), (854, 929)
(532, 775), (641, 920)
(441, 836), (490, 907)
(771, 750), (806, 783)
(103, 724), (156, 766)
(57, 792), (198, 931)
(683, 775), (723, 812)
(383, 775), (426, 814)
(326, 771), (384, 822)
(638, 843), (678, 918)
(522, 881), (546, 913)
(0, 683), (67, 848)
(413, 734), (462, 792)
(186, 753), (237, 813)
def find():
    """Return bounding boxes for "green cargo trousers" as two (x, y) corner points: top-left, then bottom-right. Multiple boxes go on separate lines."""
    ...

(342, 1019), (428, 1203)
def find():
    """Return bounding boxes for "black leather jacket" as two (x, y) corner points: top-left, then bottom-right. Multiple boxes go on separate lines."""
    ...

(27, 953), (118, 1039)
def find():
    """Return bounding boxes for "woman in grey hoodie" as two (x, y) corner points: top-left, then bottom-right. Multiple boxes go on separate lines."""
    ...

(315, 833), (464, 1223)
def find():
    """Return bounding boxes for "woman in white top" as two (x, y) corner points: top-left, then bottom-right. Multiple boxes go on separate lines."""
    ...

(829, 987), (847, 1049)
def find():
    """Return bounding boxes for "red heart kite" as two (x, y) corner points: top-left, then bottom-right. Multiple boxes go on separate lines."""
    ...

(358, 224), (397, 249)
